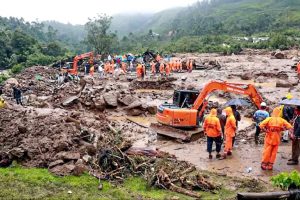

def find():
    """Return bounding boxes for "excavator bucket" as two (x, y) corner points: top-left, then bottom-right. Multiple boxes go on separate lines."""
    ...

(150, 123), (203, 142)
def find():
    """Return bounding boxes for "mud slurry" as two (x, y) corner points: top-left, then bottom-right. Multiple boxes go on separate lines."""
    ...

(0, 49), (300, 198)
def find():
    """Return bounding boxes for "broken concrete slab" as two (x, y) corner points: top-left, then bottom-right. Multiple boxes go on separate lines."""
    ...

(62, 96), (79, 106)
(103, 92), (118, 107)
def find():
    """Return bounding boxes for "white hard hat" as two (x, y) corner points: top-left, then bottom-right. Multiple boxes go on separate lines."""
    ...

(261, 102), (267, 107)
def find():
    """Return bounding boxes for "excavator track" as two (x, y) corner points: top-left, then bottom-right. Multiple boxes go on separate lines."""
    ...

(150, 123), (203, 142)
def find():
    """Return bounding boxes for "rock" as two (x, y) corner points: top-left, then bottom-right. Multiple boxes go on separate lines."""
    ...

(181, 76), (187, 81)
(103, 92), (118, 107)
(241, 72), (252, 80)
(289, 78), (299, 86)
(126, 108), (144, 116)
(94, 96), (106, 111)
(5, 78), (18, 85)
(255, 76), (265, 83)
(54, 141), (69, 152)
(62, 96), (79, 106)
(18, 125), (27, 133)
(274, 51), (285, 59)
(146, 105), (157, 114)
(10, 147), (25, 158)
(50, 162), (76, 176)
(276, 80), (293, 88)
(72, 163), (86, 176)
(292, 57), (299, 62)
(82, 155), (92, 163)
(124, 101), (142, 110)
(118, 95), (135, 106)
(48, 160), (64, 168)
(56, 151), (80, 160)
(186, 84), (196, 90)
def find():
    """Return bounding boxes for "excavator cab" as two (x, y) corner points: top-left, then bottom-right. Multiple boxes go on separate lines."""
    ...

(173, 90), (199, 108)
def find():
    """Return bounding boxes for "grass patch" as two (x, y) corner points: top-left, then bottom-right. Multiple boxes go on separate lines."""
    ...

(0, 166), (194, 200)
(0, 166), (269, 199)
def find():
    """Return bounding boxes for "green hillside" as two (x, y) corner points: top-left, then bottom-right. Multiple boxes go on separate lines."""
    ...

(110, 0), (300, 37)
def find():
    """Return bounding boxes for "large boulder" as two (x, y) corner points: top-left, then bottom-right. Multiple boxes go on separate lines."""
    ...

(118, 95), (135, 106)
(93, 96), (106, 111)
(103, 92), (118, 107)
(274, 51), (285, 59)
(241, 72), (252, 80)
(276, 80), (293, 88)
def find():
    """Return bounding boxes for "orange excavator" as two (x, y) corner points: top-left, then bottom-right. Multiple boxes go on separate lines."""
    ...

(151, 80), (264, 141)
(67, 52), (94, 75)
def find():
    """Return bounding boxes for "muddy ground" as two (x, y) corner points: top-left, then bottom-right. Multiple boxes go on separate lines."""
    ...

(1, 49), (300, 196)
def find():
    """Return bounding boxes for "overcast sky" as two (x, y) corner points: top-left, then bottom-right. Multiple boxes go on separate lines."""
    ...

(0, 0), (197, 24)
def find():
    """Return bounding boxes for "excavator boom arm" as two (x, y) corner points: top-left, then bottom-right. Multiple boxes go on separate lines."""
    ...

(71, 52), (94, 75)
(192, 80), (264, 117)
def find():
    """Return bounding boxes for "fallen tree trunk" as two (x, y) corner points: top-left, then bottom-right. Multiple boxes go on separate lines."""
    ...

(237, 189), (300, 200)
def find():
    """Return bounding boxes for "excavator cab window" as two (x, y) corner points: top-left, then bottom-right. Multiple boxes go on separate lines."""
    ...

(173, 90), (199, 108)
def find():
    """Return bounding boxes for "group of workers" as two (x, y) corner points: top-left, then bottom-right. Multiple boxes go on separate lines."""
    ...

(203, 93), (300, 170)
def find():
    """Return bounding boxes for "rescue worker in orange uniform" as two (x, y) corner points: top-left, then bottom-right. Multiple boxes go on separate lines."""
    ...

(159, 62), (165, 76)
(203, 108), (222, 159)
(221, 107), (237, 159)
(259, 107), (292, 170)
(136, 63), (143, 79)
(165, 62), (171, 76)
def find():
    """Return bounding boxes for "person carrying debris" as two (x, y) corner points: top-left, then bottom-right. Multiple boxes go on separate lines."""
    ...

(287, 106), (300, 165)
(220, 107), (236, 159)
(253, 102), (270, 144)
(13, 86), (22, 105)
(259, 107), (292, 170)
(281, 93), (294, 142)
(203, 108), (222, 159)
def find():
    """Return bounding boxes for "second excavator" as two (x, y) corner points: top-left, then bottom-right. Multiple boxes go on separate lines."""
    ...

(151, 80), (264, 141)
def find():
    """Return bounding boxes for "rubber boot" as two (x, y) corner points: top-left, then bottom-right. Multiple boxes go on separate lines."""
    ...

(261, 162), (267, 170)
(267, 163), (273, 170)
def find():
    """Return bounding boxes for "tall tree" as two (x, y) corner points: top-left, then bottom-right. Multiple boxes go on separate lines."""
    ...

(85, 14), (116, 54)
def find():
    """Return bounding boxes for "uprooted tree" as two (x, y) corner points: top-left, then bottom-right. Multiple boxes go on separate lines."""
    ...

(85, 14), (117, 54)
